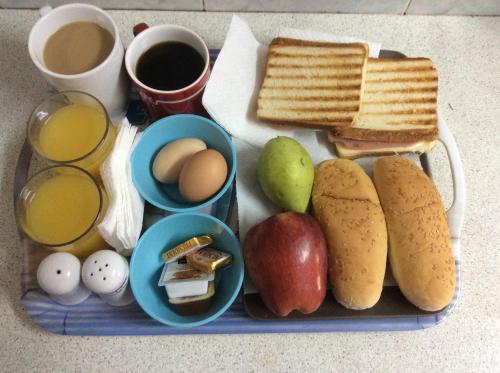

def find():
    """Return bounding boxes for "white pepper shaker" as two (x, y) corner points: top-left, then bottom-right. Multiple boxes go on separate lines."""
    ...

(37, 252), (91, 305)
(81, 250), (134, 306)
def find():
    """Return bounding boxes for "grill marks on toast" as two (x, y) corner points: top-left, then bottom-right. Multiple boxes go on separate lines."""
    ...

(266, 75), (361, 81)
(330, 57), (439, 142)
(359, 58), (438, 124)
(264, 82), (362, 89)
(269, 53), (363, 59)
(257, 37), (368, 127)
(268, 55), (365, 66)
(256, 38), (439, 143)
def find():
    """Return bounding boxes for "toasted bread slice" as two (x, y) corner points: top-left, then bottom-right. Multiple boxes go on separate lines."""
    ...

(329, 57), (438, 142)
(257, 38), (369, 128)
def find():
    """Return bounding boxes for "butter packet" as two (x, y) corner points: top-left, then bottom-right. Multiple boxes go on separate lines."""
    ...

(161, 235), (213, 263)
(158, 259), (214, 298)
(186, 248), (232, 273)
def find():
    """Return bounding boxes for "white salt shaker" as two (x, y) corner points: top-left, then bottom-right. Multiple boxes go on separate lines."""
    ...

(37, 252), (91, 305)
(81, 250), (134, 306)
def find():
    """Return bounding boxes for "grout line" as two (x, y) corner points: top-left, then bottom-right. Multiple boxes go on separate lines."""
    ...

(403, 0), (413, 15)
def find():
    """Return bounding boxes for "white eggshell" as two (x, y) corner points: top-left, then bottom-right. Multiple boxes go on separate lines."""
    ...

(152, 138), (206, 184)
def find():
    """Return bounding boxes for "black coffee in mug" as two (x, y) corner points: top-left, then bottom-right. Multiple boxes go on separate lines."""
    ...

(136, 41), (205, 91)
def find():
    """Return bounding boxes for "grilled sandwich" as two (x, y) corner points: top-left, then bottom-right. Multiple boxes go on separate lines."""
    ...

(328, 57), (439, 158)
(257, 37), (369, 129)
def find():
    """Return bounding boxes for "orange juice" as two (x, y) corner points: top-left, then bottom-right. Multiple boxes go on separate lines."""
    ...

(35, 103), (115, 177)
(18, 166), (109, 257)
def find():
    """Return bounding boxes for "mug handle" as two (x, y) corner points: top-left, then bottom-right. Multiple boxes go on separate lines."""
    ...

(39, 5), (52, 17)
(133, 23), (149, 37)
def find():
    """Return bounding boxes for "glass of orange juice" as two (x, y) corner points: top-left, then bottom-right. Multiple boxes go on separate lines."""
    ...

(16, 165), (109, 257)
(27, 91), (116, 177)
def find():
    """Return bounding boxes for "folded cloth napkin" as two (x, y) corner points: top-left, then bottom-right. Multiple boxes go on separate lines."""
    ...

(202, 15), (381, 241)
(98, 119), (144, 256)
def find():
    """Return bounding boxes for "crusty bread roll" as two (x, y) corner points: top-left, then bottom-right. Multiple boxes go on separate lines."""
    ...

(373, 156), (456, 311)
(312, 159), (387, 310)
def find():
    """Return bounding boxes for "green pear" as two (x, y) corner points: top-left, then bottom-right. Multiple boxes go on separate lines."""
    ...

(258, 136), (314, 212)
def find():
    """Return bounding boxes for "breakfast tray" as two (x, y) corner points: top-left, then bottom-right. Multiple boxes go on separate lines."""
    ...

(15, 50), (465, 335)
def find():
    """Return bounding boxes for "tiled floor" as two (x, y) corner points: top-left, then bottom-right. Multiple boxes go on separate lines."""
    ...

(406, 0), (500, 15)
(1, 0), (500, 15)
(0, 0), (204, 11)
(204, 0), (410, 14)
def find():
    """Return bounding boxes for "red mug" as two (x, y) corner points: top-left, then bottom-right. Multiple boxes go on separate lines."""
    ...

(125, 23), (210, 120)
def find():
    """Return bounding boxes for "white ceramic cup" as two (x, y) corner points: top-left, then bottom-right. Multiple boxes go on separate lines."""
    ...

(28, 3), (129, 120)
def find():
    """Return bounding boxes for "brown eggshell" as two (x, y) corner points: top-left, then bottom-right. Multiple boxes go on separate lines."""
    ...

(179, 149), (228, 202)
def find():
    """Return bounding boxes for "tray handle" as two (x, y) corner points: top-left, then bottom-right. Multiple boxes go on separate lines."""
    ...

(438, 116), (466, 240)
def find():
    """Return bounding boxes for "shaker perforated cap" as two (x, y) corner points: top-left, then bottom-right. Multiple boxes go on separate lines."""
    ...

(82, 250), (129, 294)
(37, 252), (82, 296)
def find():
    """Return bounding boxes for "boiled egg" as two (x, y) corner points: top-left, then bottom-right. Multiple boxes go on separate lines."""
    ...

(179, 149), (228, 202)
(152, 138), (206, 184)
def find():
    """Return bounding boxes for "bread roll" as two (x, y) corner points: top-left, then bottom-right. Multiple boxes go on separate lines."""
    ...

(312, 159), (387, 310)
(373, 156), (456, 311)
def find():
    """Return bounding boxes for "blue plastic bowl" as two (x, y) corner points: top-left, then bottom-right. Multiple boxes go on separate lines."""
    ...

(131, 114), (237, 212)
(129, 213), (244, 327)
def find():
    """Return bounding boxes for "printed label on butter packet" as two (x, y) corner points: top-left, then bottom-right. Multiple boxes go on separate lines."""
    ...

(186, 248), (232, 273)
(161, 235), (213, 263)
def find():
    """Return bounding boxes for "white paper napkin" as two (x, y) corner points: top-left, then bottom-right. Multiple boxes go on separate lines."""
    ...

(98, 119), (144, 256)
(202, 15), (381, 242)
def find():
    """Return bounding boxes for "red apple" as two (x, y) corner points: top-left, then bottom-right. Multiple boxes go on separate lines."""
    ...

(243, 212), (328, 317)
